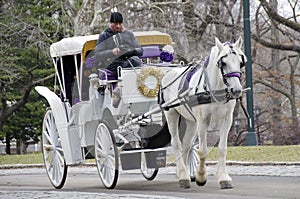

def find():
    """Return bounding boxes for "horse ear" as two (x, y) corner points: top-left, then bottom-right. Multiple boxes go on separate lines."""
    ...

(215, 37), (223, 51)
(234, 36), (243, 49)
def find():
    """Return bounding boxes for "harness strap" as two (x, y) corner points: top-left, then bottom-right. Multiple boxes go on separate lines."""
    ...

(182, 96), (197, 122)
(195, 58), (207, 94)
(239, 97), (250, 119)
(159, 62), (196, 109)
(178, 62), (201, 95)
(160, 63), (193, 90)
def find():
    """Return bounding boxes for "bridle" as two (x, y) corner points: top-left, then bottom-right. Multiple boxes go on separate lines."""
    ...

(217, 43), (245, 86)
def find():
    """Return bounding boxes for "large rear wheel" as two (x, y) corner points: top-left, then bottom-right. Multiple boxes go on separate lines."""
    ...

(95, 120), (119, 189)
(42, 109), (67, 189)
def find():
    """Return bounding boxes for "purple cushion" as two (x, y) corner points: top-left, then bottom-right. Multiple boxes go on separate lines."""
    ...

(140, 46), (161, 58)
(99, 69), (117, 80)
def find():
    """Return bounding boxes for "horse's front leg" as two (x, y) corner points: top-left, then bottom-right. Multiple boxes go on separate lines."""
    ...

(216, 122), (233, 189)
(195, 126), (209, 187)
(165, 110), (191, 189)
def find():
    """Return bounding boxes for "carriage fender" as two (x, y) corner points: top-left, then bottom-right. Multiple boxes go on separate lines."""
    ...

(35, 86), (68, 128)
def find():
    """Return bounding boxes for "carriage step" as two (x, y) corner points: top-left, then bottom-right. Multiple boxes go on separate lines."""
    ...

(120, 148), (167, 170)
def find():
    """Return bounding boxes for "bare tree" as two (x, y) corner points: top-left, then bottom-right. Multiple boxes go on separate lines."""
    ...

(252, 0), (300, 144)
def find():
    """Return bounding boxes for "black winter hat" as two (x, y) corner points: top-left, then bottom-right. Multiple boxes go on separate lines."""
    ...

(110, 12), (123, 23)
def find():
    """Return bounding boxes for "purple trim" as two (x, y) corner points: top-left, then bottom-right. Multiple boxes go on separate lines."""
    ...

(178, 62), (202, 90)
(73, 98), (80, 105)
(204, 55), (209, 67)
(225, 72), (241, 78)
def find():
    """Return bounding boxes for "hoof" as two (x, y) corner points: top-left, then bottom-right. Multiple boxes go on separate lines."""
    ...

(196, 179), (207, 186)
(179, 180), (191, 189)
(220, 181), (233, 189)
(190, 176), (196, 182)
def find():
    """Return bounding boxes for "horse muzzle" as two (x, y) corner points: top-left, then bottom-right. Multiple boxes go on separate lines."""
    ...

(229, 87), (242, 98)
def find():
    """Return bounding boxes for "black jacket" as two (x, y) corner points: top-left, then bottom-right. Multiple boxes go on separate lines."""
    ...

(95, 27), (143, 69)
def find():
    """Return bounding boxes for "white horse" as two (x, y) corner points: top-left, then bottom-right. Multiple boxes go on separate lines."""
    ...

(161, 37), (246, 189)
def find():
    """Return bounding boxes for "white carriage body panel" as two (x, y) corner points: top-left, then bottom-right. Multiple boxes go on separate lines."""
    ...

(120, 67), (170, 104)
(70, 100), (102, 147)
(121, 69), (157, 104)
(66, 125), (83, 164)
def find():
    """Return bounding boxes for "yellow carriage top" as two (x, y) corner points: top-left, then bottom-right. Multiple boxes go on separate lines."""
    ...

(50, 31), (172, 61)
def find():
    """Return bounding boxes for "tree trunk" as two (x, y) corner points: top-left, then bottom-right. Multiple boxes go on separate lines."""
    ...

(289, 54), (299, 143)
(5, 131), (11, 154)
(270, 0), (281, 145)
(17, 139), (27, 154)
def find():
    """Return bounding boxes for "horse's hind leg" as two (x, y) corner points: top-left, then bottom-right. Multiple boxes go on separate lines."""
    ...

(165, 110), (191, 189)
(181, 120), (197, 181)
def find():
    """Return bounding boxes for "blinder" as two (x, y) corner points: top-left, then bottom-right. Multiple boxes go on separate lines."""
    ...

(240, 54), (246, 68)
(217, 54), (242, 86)
(218, 54), (245, 69)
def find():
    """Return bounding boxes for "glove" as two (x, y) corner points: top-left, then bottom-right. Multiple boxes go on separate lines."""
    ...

(120, 49), (136, 59)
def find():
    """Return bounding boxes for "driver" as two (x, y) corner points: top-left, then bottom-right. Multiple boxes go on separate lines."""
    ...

(95, 12), (143, 78)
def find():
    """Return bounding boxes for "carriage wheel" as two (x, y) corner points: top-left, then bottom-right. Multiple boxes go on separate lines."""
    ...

(94, 120), (119, 189)
(188, 142), (199, 182)
(141, 152), (158, 180)
(42, 109), (67, 189)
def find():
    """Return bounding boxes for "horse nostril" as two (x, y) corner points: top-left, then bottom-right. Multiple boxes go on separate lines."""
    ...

(230, 88), (242, 97)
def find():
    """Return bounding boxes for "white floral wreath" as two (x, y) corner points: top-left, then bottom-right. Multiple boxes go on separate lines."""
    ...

(136, 66), (164, 98)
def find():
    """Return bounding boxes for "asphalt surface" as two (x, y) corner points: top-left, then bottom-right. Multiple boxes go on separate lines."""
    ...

(1, 162), (299, 199)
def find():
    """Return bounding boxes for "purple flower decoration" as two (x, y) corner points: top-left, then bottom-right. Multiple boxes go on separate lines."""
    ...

(160, 51), (174, 62)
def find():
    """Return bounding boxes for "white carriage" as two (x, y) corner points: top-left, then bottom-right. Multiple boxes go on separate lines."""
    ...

(35, 31), (199, 189)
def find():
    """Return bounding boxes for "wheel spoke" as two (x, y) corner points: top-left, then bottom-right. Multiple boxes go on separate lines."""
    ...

(55, 150), (65, 165)
(44, 150), (53, 163)
(48, 153), (54, 173)
(43, 130), (53, 145)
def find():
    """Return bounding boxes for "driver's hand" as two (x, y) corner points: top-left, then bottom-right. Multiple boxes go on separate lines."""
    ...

(112, 48), (121, 55)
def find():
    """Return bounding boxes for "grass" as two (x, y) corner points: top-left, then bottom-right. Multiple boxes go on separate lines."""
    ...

(0, 152), (44, 165)
(0, 145), (299, 165)
(207, 145), (300, 162)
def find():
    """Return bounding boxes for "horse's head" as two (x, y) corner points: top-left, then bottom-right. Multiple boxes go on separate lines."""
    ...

(215, 36), (246, 98)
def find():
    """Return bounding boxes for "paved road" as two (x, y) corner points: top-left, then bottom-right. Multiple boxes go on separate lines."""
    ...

(0, 164), (299, 199)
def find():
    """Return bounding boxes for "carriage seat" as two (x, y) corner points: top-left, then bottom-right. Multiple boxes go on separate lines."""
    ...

(140, 45), (173, 66)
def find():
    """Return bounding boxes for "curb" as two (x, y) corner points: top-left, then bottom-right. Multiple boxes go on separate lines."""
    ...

(1, 161), (300, 170)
